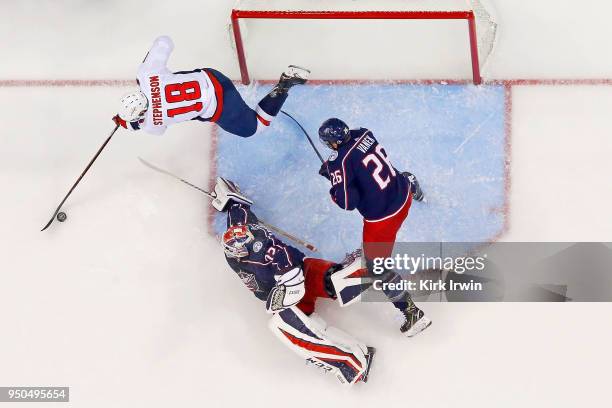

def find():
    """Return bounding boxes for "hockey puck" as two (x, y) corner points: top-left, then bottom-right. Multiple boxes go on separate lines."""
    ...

(56, 212), (67, 222)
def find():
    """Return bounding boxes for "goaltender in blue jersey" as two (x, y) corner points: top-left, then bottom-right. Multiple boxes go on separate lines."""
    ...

(206, 177), (431, 387)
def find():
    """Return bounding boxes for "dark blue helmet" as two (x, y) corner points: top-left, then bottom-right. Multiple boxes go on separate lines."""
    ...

(319, 118), (350, 149)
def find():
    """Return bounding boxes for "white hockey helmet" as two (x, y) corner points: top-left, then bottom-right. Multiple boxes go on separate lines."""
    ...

(222, 224), (254, 258)
(118, 91), (149, 121)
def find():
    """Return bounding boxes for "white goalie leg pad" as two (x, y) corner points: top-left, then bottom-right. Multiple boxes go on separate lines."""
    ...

(308, 314), (368, 356)
(269, 307), (368, 386)
(330, 255), (373, 307)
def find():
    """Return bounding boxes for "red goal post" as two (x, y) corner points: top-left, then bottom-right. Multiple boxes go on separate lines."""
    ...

(230, 1), (497, 85)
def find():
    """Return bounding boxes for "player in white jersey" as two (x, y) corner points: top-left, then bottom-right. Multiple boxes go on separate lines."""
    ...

(112, 36), (309, 136)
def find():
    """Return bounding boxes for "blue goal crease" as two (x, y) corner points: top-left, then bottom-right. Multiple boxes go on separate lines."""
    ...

(213, 83), (506, 261)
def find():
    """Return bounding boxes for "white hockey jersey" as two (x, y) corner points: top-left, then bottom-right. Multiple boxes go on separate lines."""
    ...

(136, 36), (220, 135)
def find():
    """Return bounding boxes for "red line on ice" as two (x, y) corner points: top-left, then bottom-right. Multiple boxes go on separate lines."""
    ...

(3, 78), (612, 87)
(491, 83), (513, 242)
(207, 126), (219, 236)
(5, 77), (610, 239)
(0, 79), (136, 87)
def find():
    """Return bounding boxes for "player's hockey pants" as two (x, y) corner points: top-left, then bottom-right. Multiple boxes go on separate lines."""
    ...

(204, 69), (288, 137)
(362, 192), (413, 260)
(362, 193), (413, 310)
(296, 258), (336, 315)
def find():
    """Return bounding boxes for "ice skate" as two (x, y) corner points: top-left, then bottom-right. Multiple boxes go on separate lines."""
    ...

(360, 346), (376, 383)
(274, 65), (310, 93)
(400, 305), (432, 337)
(402, 171), (424, 202)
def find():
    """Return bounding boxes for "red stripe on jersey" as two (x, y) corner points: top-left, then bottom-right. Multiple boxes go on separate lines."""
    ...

(205, 70), (224, 122)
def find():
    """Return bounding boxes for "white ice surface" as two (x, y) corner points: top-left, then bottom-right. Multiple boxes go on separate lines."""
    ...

(1, 1), (612, 407)
(503, 86), (612, 241)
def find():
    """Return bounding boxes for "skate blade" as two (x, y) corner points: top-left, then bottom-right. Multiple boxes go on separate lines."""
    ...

(361, 346), (376, 383)
(413, 194), (426, 203)
(403, 316), (432, 338)
(287, 65), (311, 80)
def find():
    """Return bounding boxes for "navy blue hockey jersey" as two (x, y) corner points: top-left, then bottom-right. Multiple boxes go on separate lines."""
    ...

(224, 203), (306, 301)
(324, 128), (409, 221)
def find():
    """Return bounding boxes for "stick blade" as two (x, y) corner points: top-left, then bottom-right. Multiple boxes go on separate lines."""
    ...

(40, 217), (55, 231)
(41, 207), (62, 231)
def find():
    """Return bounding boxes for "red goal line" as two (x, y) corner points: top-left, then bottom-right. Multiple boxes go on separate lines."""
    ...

(2, 78), (612, 88)
(230, 8), (482, 86)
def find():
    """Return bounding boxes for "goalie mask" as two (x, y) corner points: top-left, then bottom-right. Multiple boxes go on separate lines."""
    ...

(222, 224), (254, 258)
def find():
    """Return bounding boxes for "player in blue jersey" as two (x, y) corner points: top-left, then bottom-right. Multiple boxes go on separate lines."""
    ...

(210, 177), (375, 386)
(112, 36), (309, 137)
(318, 118), (424, 255)
(317, 118), (430, 336)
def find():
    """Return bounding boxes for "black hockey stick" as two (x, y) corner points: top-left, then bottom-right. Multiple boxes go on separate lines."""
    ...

(138, 157), (318, 252)
(40, 124), (120, 231)
(280, 110), (325, 164)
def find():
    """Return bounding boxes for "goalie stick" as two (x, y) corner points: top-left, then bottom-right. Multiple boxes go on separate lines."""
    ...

(138, 157), (318, 252)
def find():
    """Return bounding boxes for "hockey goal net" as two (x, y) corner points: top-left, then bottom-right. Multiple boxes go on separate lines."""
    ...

(230, 0), (497, 84)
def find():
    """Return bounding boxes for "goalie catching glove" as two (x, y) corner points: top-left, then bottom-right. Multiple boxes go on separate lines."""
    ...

(266, 267), (306, 313)
(211, 177), (253, 212)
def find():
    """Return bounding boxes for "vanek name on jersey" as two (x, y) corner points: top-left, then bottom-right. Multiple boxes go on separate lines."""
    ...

(356, 134), (376, 153)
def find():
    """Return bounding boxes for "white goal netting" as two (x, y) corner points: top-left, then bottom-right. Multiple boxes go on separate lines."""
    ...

(230, 0), (497, 83)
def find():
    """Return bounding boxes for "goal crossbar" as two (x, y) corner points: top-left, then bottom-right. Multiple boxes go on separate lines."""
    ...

(231, 9), (482, 85)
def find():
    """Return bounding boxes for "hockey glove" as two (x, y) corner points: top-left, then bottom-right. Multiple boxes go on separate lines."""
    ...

(211, 177), (254, 212)
(266, 267), (305, 313)
(112, 115), (128, 129)
(319, 162), (331, 181)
